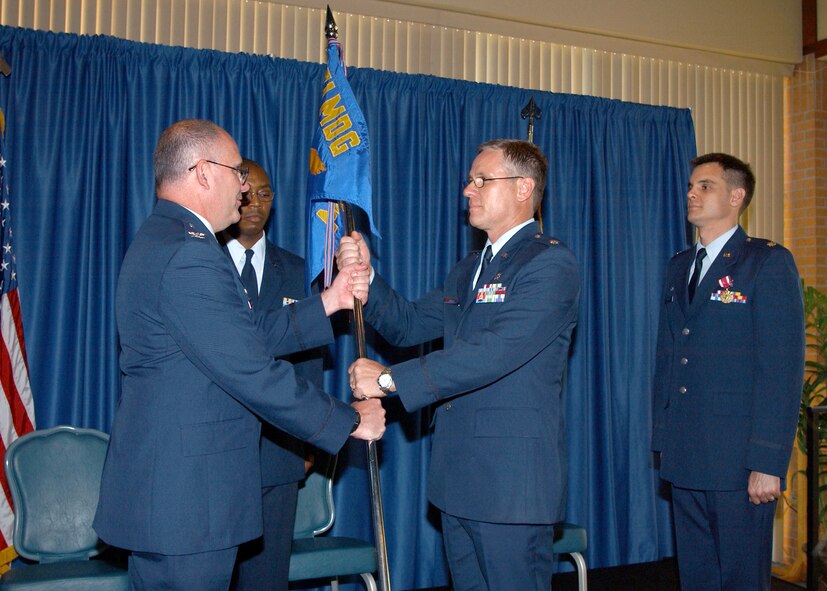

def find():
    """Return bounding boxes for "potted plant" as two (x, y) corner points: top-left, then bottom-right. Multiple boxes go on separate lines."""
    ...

(797, 283), (827, 589)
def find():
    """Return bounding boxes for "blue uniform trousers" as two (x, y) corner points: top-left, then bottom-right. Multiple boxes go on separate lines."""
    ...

(441, 512), (555, 591)
(128, 546), (238, 591)
(672, 486), (776, 591)
(231, 482), (299, 591)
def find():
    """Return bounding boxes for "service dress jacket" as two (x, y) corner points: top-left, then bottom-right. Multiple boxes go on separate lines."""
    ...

(94, 199), (355, 555)
(364, 221), (580, 524)
(250, 241), (322, 488)
(652, 226), (805, 491)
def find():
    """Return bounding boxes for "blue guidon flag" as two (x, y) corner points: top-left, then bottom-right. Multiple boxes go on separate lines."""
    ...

(305, 37), (379, 291)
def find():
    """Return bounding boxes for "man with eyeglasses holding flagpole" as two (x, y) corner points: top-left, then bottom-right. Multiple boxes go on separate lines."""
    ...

(341, 139), (580, 590)
(94, 119), (385, 591)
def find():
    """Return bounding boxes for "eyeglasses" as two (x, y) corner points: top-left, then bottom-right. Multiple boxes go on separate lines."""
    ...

(188, 159), (249, 185)
(242, 190), (275, 203)
(466, 176), (523, 188)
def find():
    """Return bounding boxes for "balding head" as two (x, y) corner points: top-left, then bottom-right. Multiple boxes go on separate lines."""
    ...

(154, 119), (229, 192)
(154, 119), (248, 232)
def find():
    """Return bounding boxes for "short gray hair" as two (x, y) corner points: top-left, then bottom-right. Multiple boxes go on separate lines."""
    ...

(478, 139), (548, 209)
(154, 119), (227, 191)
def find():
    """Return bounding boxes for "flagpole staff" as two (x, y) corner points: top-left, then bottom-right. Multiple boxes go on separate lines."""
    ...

(521, 96), (543, 231)
(343, 201), (392, 591)
(326, 8), (392, 591)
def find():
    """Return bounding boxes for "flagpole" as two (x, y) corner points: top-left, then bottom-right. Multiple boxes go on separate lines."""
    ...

(343, 201), (392, 591)
(521, 96), (544, 232)
(326, 8), (391, 590)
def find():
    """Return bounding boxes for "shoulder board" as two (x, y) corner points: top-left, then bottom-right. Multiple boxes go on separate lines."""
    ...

(531, 233), (564, 247)
(182, 221), (208, 240)
(671, 246), (694, 260)
(744, 236), (780, 249)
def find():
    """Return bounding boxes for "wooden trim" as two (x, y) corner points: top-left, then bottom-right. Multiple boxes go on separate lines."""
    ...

(804, 38), (827, 59)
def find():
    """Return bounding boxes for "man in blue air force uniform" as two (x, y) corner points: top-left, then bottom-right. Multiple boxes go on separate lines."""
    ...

(652, 153), (804, 591)
(93, 120), (385, 591)
(220, 158), (322, 591)
(341, 140), (580, 591)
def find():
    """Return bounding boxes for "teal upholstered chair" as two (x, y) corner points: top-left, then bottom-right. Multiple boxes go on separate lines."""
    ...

(288, 453), (377, 590)
(553, 522), (588, 591)
(0, 426), (127, 590)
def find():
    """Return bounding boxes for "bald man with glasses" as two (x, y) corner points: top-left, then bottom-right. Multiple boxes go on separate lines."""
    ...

(94, 120), (385, 590)
(219, 158), (322, 591)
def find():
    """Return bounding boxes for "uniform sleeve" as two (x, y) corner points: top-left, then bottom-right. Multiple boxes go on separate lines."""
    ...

(651, 269), (675, 453)
(256, 295), (334, 357)
(363, 272), (447, 347)
(159, 241), (354, 454)
(746, 247), (805, 477)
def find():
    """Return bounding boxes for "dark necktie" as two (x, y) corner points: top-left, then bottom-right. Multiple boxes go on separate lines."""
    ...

(474, 245), (493, 289)
(688, 247), (707, 303)
(240, 249), (258, 309)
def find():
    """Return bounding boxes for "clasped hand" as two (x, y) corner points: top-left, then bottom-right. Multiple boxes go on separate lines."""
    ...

(350, 398), (386, 441)
(320, 262), (370, 316)
(337, 231), (372, 272)
(348, 358), (387, 400)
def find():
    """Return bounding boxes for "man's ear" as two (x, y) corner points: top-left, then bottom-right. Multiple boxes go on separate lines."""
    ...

(516, 178), (535, 203)
(192, 161), (211, 190)
(730, 187), (745, 210)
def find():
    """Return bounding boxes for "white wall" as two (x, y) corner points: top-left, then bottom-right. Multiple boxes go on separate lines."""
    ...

(286, 0), (802, 67)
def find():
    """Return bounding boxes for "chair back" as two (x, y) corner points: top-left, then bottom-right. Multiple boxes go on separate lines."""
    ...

(293, 452), (336, 538)
(4, 426), (110, 563)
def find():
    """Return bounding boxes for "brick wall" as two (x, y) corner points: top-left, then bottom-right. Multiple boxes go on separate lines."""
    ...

(780, 52), (827, 579)
(785, 54), (827, 290)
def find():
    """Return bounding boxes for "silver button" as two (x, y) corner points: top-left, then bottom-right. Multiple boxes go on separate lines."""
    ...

(445, 402), (452, 411)
(678, 386), (687, 394)
(680, 358), (688, 365)
(681, 328), (690, 336)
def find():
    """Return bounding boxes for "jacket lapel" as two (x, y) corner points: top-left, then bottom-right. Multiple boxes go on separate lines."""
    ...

(687, 228), (745, 316)
(258, 245), (286, 311)
(464, 222), (539, 309)
(462, 252), (482, 307)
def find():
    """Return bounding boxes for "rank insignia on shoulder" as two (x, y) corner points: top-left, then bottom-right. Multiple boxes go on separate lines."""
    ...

(534, 234), (560, 246)
(722, 251), (732, 258)
(184, 223), (206, 240)
(282, 297), (299, 307)
(767, 241), (777, 247)
(475, 283), (507, 303)
(710, 289), (747, 304)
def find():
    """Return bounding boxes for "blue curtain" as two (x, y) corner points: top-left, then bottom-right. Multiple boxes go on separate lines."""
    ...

(0, 26), (694, 588)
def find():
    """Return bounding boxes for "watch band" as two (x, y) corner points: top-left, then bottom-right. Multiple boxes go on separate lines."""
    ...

(377, 366), (393, 394)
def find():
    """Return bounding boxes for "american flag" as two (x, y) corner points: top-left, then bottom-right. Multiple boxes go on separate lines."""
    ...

(0, 121), (35, 567)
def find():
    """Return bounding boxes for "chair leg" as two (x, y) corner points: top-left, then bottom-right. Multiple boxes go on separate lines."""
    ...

(324, 574), (376, 591)
(570, 551), (588, 591)
(359, 572), (378, 591)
